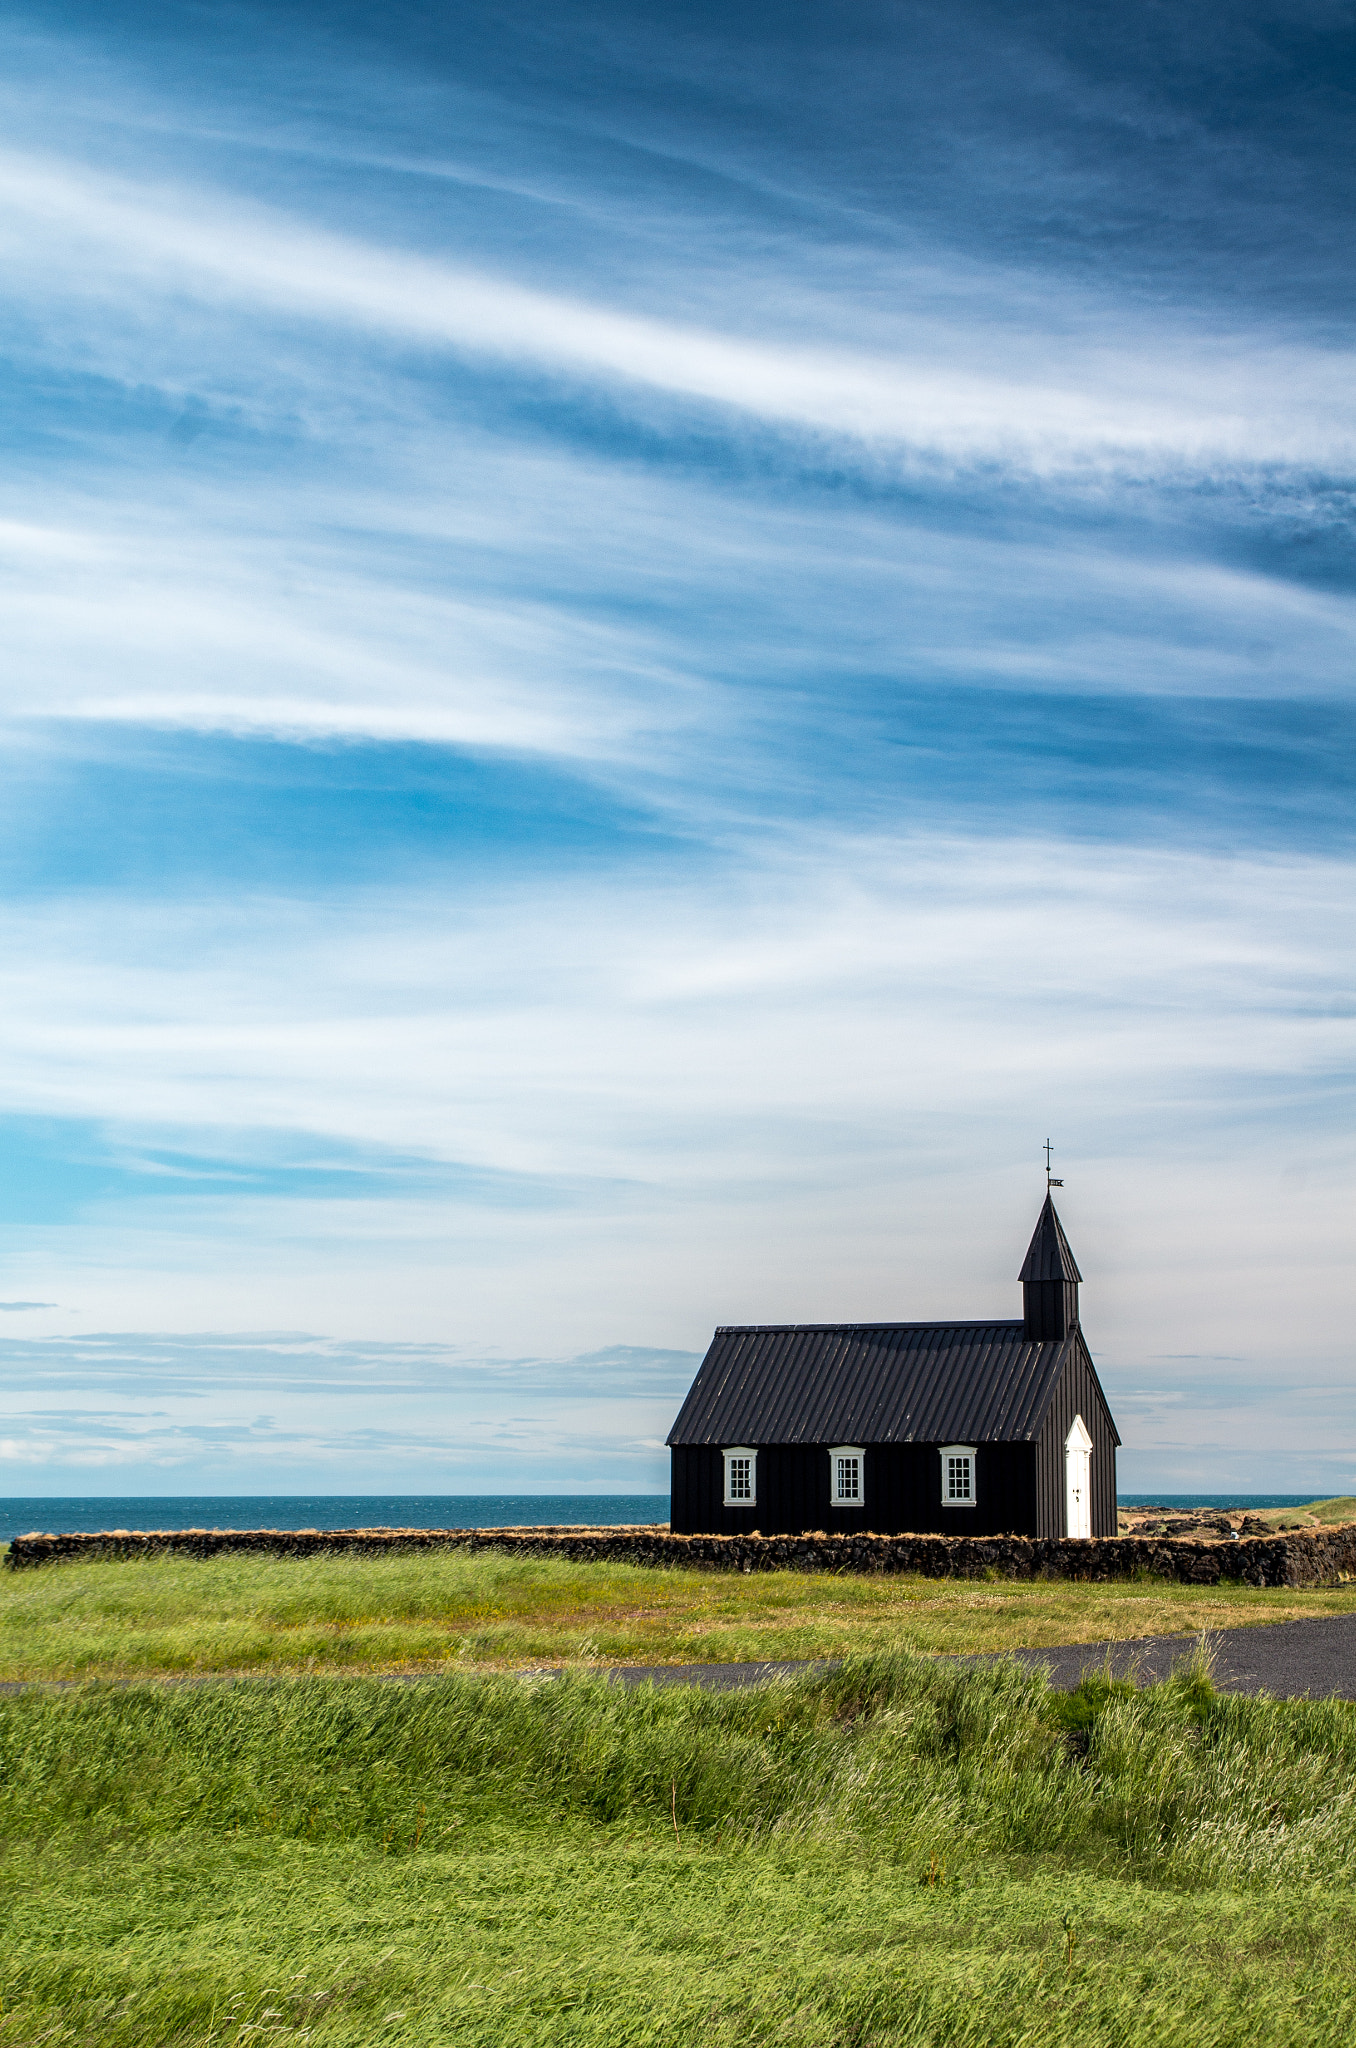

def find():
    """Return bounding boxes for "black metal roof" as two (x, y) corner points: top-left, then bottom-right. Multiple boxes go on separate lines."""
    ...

(1019, 1194), (1082, 1284)
(667, 1319), (1079, 1448)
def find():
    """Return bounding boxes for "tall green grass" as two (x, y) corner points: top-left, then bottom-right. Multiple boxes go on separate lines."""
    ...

(5, 1546), (1356, 1680)
(2, 1654), (1355, 2043)
(5, 1650), (1354, 1885)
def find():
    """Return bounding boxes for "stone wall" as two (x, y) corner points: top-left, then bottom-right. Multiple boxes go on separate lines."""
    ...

(6, 1522), (1356, 1587)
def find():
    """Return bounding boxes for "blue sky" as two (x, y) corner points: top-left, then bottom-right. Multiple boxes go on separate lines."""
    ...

(0, 0), (1352, 1497)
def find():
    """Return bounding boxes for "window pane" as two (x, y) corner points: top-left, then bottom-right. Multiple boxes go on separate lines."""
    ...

(727, 1456), (752, 1501)
(835, 1458), (864, 1507)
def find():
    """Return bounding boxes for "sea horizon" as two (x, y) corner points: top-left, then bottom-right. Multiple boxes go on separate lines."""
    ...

(0, 1490), (1334, 1542)
(0, 1494), (672, 1542)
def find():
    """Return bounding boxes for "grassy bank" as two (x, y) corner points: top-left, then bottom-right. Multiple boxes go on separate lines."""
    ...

(2, 1547), (1355, 1681)
(2, 1654), (1355, 2043)
(1309, 1495), (1356, 1523)
(1117, 1495), (1356, 1533)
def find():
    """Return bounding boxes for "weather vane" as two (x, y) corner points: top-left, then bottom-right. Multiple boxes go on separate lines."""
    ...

(1043, 1139), (1063, 1189)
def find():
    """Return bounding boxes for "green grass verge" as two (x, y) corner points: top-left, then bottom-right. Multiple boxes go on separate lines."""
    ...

(4, 1548), (1356, 1680)
(1309, 1496), (1356, 1525)
(2, 1654), (1356, 2044)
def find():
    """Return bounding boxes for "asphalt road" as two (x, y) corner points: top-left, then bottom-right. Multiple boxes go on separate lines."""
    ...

(1000, 1612), (1356, 1699)
(601, 1612), (1356, 1701)
(1, 1615), (1352, 1701)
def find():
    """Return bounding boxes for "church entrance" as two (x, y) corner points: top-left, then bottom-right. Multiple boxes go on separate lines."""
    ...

(1065, 1414), (1092, 1538)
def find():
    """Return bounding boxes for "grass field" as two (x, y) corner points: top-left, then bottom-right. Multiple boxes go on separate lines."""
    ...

(3, 1652), (1356, 2045)
(3, 1545), (1356, 1681)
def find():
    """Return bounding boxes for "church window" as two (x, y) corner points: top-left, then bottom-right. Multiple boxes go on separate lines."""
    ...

(830, 1446), (865, 1507)
(940, 1445), (977, 1506)
(722, 1447), (757, 1507)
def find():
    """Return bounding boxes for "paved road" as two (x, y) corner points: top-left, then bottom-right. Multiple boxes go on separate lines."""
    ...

(998, 1613), (1356, 1698)
(2, 1615), (1352, 1701)
(601, 1612), (1356, 1701)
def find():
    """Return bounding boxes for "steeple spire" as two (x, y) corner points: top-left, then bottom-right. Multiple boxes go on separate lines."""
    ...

(1020, 1192), (1081, 1341)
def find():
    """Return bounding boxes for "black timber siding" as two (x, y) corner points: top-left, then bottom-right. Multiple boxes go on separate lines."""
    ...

(1033, 1333), (1119, 1538)
(1021, 1276), (1079, 1343)
(670, 1441), (1039, 1538)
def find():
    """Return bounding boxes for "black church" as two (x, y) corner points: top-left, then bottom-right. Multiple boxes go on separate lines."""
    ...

(667, 1194), (1119, 1539)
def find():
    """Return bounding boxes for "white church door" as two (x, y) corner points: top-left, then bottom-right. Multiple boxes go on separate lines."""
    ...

(1064, 1414), (1093, 1538)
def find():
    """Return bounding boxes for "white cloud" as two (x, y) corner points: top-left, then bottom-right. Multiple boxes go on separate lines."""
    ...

(1, 833), (1349, 1156)
(0, 492), (699, 759)
(0, 22), (1350, 1495)
(4, 144), (1356, 478)
(0, 1334), (695, 1496)
(0, 463), (1351, 779)
(0, 832), (1349, 1384)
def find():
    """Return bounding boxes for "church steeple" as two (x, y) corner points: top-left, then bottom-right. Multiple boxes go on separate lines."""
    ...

(1020, 1193), (1081, 1341)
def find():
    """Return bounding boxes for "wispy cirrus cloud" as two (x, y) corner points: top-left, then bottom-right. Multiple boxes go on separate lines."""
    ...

(0, 834), (1349, 1391)
(4, 143), (1356, 479)
(0, 0), (1351, 1493)
(0, 1332), (698, 1494)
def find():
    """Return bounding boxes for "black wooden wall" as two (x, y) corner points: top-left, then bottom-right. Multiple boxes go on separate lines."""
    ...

(669, 1440), (1039, 1537)
(1032, 1335), (1119, 1538)
(670, 1339), (1120, 1538)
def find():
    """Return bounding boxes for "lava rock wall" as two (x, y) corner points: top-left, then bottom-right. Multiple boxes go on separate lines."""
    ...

(6, 1523), (1356, 1586)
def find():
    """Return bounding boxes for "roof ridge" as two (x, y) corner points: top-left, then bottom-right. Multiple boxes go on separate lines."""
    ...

(712, 1317), (1027, 1335)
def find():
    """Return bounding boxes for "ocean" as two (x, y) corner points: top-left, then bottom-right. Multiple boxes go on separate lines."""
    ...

(0, 1495), (671, 1543)
(0, 1492), (1329, 1542)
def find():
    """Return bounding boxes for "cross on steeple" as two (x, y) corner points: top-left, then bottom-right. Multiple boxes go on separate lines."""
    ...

(1043, 1139), (1063, 1188)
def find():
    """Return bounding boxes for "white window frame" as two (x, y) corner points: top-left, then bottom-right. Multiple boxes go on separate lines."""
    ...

(722, 1446), (757, 1508)
(940, 1444), (977, 1507)
(829, 1445), (866, 1508)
